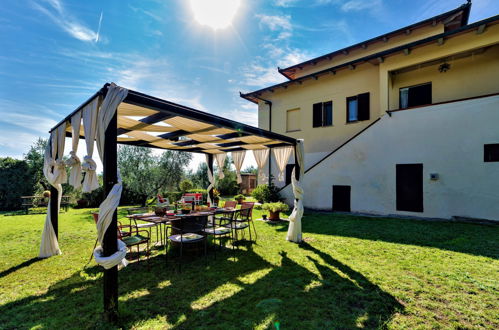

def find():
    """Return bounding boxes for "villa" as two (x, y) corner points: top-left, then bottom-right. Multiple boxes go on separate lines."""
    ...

(241, 2), (499, 221)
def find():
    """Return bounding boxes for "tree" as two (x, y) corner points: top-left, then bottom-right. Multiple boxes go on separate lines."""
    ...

(24, 138), (48, 192)
(118, 145), (191, 205)
(190, 162), (210, 189)
(242, 165), (257, 174)
(0, 158), (34, 210)
(215, 156), (239, 196)
(179, 179), (193, 192)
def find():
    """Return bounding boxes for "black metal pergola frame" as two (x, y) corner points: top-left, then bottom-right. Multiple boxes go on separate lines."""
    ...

(48, 83), (300, 322)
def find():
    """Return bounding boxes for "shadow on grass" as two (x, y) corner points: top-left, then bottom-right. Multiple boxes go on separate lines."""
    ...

(0, 258), (41, 279)
(0, 242), (402, 329)
(301, 212), (499, 259)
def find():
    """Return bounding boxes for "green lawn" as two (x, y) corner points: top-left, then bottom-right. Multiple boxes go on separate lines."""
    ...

(0, 208), (497, 329)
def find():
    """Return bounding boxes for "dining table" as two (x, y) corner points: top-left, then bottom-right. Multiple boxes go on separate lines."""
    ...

(126, 208), (239, 248)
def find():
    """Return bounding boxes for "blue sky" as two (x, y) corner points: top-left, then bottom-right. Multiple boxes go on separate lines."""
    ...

(1, 0), (497, 169)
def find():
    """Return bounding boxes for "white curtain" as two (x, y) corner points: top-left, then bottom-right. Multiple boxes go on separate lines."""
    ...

(253, 149), (269, 184)
(214, 153), (226, 179)
(81, 97), (100, 193)
(287, 139), (304, 243)
(39, 123), (67, 258)
(232, 150), (246, 184)
(94, 83), (128, 269)
(66, 110), (82, 189)
(205, 154), (215, 205)
(273, 146), (293, 181)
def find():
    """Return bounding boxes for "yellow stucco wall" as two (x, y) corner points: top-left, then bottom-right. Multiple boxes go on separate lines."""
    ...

(294, 24), (444, 79)
(257, 23), (499, 160)
(389, 45), (499, 109)
(259, 63), (380, 154)
(379, 22), (499, 110)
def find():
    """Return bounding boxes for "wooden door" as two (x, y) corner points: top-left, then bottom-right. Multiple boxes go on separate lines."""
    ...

(396, 164), (423, 212)
(333, 185), (351, 212)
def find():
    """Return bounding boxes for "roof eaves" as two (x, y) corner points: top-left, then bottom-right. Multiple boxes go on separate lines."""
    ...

(279, 2), (472, 76)
(240, 13), (499, 103)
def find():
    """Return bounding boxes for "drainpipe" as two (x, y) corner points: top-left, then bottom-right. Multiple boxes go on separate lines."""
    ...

(254, 95), (272, 183)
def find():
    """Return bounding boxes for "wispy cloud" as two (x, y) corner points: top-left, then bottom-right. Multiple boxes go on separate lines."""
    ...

(129, 5), (163, 23)
(256, 14), (293, 40)
(31, 0), (102, 43)
(221, 109), (258, 127)
(0, 98), (58, 137)
(341, 0), (382, 12)
(239, 46), (311, 88)
(95, 11), (103, 42)
(241, 62), (287, 87)
(273, 0), (300, 7)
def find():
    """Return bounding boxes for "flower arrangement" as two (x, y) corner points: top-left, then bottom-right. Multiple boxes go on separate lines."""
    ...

(261, 202), (289, 220)
(234, 194), (246, 204)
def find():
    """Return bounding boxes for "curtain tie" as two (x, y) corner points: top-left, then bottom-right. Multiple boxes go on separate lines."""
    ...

(65, 151), (80, 166)
(82, 155), (97, 172)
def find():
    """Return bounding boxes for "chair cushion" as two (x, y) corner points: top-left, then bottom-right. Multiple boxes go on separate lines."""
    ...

(169, 233), (204, 243)
(223, 222), (249, 229)
(136, 223), (157, 228)
(204, 227), (231, 235)
(122, 234), (149, 246)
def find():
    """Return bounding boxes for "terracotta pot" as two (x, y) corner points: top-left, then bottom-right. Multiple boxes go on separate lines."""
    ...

(269, 211), (280, 220)
(236, 199), (244, 204)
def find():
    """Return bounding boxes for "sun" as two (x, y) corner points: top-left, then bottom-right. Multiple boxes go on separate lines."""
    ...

(189, 0), (241, 30)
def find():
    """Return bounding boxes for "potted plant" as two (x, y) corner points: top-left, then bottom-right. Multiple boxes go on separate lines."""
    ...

(213, 188), (220, 205)
(262, 202), (289, 221)
(234, 194), (246, 204)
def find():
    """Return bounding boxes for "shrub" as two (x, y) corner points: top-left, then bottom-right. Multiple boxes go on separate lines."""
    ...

(261, 202), (289, 213)
(251, 177), (281, 203)
(234, 194), (246, 201)
(179, 179), (193, 192)
(0, 158), (35, 210)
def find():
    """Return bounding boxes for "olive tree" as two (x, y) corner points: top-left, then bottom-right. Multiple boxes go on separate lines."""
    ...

(118, 145), (191, 205)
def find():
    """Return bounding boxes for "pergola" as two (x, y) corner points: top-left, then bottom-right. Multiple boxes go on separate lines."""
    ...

(42, 83), (304, 321)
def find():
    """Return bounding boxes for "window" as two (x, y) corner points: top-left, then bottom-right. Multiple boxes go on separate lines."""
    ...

(484, 144), (499, 162)
(313, 101), (333, 127)
(286, 108), (301, 132)
(399, 82), (432, 109)
(347, 92), (369, 122)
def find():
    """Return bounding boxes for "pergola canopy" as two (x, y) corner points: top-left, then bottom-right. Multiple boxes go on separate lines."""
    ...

(42, 82), (304, 321)
(50, 83), (296, 153)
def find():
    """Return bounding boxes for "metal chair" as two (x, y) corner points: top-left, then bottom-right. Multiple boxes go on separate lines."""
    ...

(167, 216), (208, 272)
(204, 209), (233, 255)
(118, 222), (150, 263)
(222, 208), (255, 247)
(224, 200), (237, 209)
(240, 203), (257, 240)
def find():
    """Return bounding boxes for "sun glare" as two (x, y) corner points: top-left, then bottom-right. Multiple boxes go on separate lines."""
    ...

(189, 0), (241, 30)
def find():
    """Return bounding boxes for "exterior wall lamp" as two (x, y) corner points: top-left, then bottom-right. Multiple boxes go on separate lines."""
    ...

(438, 63), (451, 73)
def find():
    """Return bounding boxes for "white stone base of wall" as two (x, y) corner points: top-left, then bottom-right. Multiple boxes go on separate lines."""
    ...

(280, 95), (499, 221)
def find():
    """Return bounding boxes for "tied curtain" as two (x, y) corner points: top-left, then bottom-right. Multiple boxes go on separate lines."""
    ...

(286, 139), (304, 243)
(81, 97), (100, 193)
(92, 83), (129, 269)
(232, 150), (246, 183)
(39, 123), (67, 258)
(66, 110), (82, 189)
(273, 146), (293, 181)
(253, 149), (269, 184)
(205, 154), (215, 205)
(214, 153), (226, 179)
